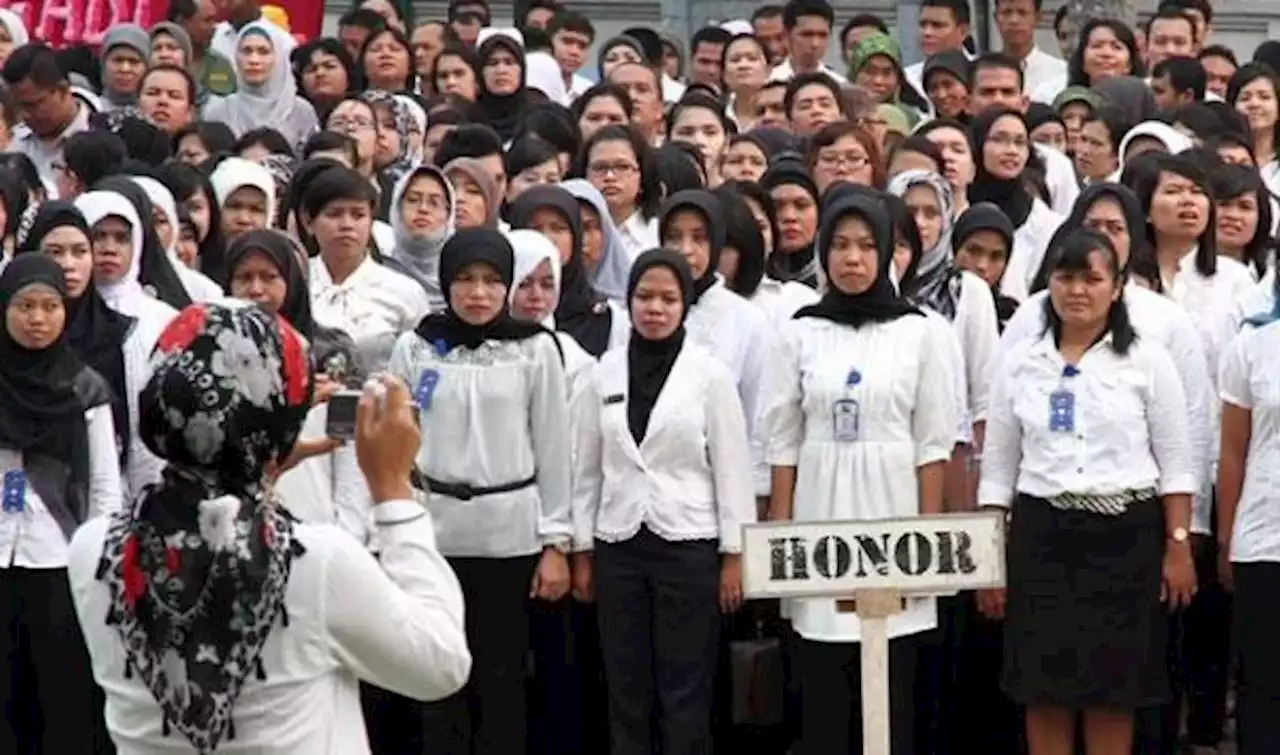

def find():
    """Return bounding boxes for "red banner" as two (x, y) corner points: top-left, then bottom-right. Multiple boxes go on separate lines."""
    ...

(0, 0), (323, 49)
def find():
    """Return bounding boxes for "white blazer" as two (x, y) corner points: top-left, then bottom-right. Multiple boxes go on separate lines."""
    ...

(572, 342), (757, 553)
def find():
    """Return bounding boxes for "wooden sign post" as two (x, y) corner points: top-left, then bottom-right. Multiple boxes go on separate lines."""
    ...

(741, 513), (1007, 755)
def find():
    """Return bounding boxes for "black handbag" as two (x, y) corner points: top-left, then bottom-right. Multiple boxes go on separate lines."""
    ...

(729, 619), (786, 726)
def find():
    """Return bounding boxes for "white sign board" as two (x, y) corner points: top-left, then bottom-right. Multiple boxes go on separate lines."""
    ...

(741, 512), (1006, 600)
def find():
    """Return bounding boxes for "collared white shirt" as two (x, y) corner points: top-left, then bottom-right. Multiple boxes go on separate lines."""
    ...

(662, 74), (687, 104)
(10, 101), (92, 187)
(68, 500), (471, 755)
(1030, 73), (1068, 105)
(980, 333), (1196, 507)
(1018, 46), (1068, 96)
(949, 271), (1001, 425)
(763, 313), (957, 643)
(388, 331), (572, 558)
(768, 59), (848, 84)
(572, 342), (756, 552)
(310, 255), (432, 370)
(1227, 268), (1276, 333)
(999, 198), (1065, 303)
(686, 280), (773, 495)
(122, 307), (174, 501)
(1219, 320), (1280, 563)
(210, 16), (295, 64)
(569, 73), (595, 99)
(1162, 251), (1257, 388)
(0, 406), (122, 569)
(1000, 284), (1214, 520)
(1038, 143), (1081, 217)
(615, 212), (659, 263)
(749, 277), (819, 329)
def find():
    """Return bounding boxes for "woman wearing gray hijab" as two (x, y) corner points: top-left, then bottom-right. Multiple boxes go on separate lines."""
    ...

(1091, 76), (1159, 130)
(99, 25), (149, 112)
(561, 178), (631, 302)
(148, 21), (193, 69)
(390, 164), (456, 310)
(202, 22), (319, 150)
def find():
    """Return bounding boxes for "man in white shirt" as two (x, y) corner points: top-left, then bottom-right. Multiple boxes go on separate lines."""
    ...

(1, 45), (93, 189)
(994, 0), (1067, 95)
(968, 53), (1079, 216)
(210, 0), (295, 63)
(904, 0), (971, 100)
(548, 9), (596, 98)
(768, 0), (847, 84)
(752, 5), (790, 67)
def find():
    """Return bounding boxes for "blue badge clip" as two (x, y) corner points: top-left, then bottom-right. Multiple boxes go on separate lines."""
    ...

(433, 338), (449, 357)
(2, 469), (26, 514)
(416, 369), (441, 410)
(1062, 365), (1081, 379)
(846, 368), (862, 387)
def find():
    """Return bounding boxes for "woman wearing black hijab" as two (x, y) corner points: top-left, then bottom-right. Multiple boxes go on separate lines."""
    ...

(760, 159), (822, 288)
(472, 34), (529, 144)
(388, 228), (573, 755)
(658, 190), (771, 498)
(92, 175), (192, 310)
(0, 254), (121, 753)
(508, 184), (620, 357)
(762, 193), (957, 755)
(571, 248), (754, 755)
(968, 106), (1064, 303)
(15, 201), (163, 491)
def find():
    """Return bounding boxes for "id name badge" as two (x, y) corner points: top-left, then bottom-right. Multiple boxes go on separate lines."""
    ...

(416, 368), (440, 410)
(833, 399), (860, 442)
(2, 469), (25, 514)
(1049, 389), (1075, 433)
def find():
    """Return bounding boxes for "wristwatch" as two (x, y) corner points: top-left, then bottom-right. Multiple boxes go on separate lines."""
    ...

(1168, 526), (1190, 544)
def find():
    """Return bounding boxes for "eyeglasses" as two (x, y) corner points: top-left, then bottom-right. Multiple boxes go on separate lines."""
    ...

(588, 162), (638, 177)
(816, 151), (869, 169)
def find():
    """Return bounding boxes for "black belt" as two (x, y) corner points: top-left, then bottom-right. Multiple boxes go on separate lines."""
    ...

(424, 475), (537, 501)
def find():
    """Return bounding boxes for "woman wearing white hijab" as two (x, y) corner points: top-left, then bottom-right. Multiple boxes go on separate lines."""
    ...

(507, 228), (594, 389)
(73, 191), (179, 325)
(209, 156), (278, 246)
(129, 175), (225, 301)
(202, 21), (319, 148)
(394, 94), (428, 164)
(526, 51), (570, 107)
(1115, 121), (1194, 176)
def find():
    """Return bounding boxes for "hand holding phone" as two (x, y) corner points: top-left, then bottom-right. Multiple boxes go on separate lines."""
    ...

(324, 391), (362, 441)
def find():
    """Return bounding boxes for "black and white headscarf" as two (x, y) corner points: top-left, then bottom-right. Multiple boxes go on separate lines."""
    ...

(96, 302), (313, 753)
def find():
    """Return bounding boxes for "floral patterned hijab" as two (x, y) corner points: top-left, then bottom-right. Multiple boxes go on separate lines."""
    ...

(96, 302), (313, 753)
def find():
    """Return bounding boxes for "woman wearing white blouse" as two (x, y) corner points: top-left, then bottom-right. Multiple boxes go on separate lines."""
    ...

(388, 228), (573, 755)
(978, 230), (1197, 755)
(306, 166), (431, 372)
(0, 255), (123, 753)
(579, 124), (661, 261)
(67, 302), (470, 755)
(571, 249), (755, 755)
(1217, 277), (1280, 753)
(763, 193), (957, 755)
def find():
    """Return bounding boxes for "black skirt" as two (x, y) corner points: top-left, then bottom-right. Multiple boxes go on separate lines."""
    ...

(1001, 494), (1169, 709)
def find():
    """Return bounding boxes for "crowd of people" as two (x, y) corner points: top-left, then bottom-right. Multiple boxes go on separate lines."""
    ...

(0, 0), (1277, 752)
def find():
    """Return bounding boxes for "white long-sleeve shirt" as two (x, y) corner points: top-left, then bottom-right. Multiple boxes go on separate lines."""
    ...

(310, 256), (432, 371)
(572, 342), (756, 552)
(1000, 199), (1065, 302)
(388, 331), (572, 558)
(950, 271), (1000, 425)
(1219, 320), (1280, 563)
(979, 334), (1198, 506)
(67, 500), (471, 755)
(274, 405), (374, 549)
(1000, 284), (1214, 525)
(0, 406), (123, 569)
(122, 309), (173, 500)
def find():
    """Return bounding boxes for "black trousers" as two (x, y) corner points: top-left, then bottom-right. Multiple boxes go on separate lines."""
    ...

(419, 554), (539, 755)
(953, 595), (1025, 755)
(791, 634), (918, 755)
(595, 529), (720, 755)
(0, 567), (112, 754)
(1181, 535), (1232, 747)
(526, 598), (610, 755)
(1233, 561), (1280, 755)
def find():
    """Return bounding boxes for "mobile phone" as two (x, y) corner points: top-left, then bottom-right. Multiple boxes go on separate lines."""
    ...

(325, 390), (362, 440)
